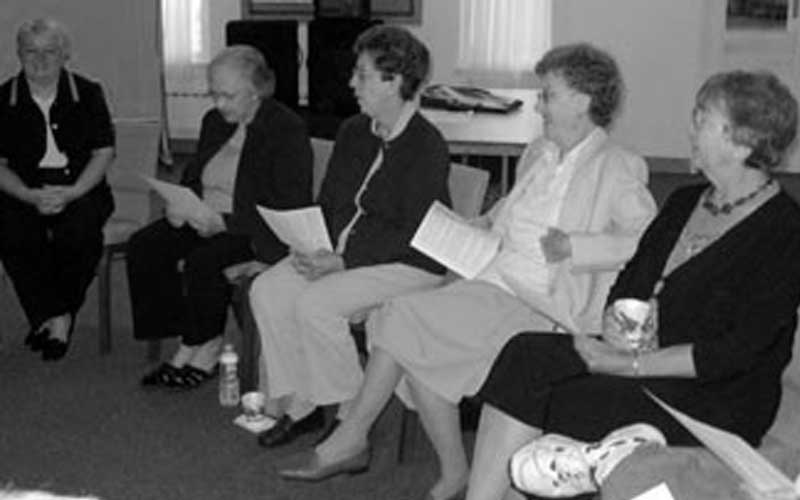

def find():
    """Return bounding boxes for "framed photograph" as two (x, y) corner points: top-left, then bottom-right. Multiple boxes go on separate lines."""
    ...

(372, 0), (421, 23)
(243, 0), (314, 19)
(243, 0), (421, 23)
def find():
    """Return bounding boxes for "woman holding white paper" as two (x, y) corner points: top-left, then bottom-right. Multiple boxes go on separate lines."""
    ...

(466, 70), (800, 500)
(248, 25), (451, 449)
(127, 45), (312, 389)
(284, 43), (656, 498)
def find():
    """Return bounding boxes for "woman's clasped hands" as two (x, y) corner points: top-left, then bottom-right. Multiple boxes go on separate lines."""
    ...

(29, 185), (79, 215)
(165, 203), (226, 237)
(290, 249), (344, 281)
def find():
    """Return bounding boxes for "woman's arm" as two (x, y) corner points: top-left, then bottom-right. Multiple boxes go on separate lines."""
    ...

(0, 158), (38, 204)
(574, 335), (696, 378)
(567, 156), (657, 271)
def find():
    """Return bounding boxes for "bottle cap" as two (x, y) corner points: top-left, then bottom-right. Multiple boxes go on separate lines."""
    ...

(219, 343), (238, 364)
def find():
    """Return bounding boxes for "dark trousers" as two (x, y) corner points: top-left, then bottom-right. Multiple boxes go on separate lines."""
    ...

(126, 218), (253, 344)
(0, 195), (107, 329)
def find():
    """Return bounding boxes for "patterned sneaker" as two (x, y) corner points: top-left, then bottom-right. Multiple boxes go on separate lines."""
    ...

(509, 423), (666, 497)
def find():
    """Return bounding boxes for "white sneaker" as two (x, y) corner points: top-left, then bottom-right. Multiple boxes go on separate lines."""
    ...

(509, 423), (666, 497)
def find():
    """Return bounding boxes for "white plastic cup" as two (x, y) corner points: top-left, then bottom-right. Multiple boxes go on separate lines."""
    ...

(611, 298), (658, 352)
(241, 391), (266, 421)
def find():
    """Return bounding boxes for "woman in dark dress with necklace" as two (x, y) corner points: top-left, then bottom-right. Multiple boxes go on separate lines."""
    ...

(466, 70), (800, 500)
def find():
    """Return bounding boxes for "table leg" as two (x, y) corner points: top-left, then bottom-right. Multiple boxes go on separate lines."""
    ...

(501, 156), (510, 194)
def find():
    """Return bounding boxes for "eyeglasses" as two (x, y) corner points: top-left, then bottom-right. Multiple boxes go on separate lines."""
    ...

(691, 105), (732, 135)
(538, 88), (577, 104)
(20, 47), (61, 60)
(207, 88), (250, 103)
(352, 67), (390, 84)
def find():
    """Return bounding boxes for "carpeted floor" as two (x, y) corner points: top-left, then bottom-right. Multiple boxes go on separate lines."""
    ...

(0, 260), (450, 500)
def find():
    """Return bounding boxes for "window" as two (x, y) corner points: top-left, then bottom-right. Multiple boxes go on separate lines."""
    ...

(161, 0), (240, 95)
(724, 0), (800, 60)
(457, 0), (551, 87)
(162, 0), (209, 94)
(727, 0), (793, 30)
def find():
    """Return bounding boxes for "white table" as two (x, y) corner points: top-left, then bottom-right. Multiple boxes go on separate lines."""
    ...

(421, 88), (541, 193)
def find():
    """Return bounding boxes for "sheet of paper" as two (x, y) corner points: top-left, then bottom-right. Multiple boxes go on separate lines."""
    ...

(141, 175), (215, 225)
(256, 205), (332, 254)
(630, 483), (675, 500)
(646, 391), (797, 499)
(411, 200), (500, 279)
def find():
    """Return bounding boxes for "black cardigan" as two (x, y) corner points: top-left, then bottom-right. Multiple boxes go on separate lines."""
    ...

(317, 112), (451, 274)
(181, 98), (313, 263)
(0, 69), (114, 216)
(607, 184), (800, 443)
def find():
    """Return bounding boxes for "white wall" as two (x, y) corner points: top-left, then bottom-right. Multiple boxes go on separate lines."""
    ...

(0, 1), (161, 119)
(406, 0), (462, 86)
(551, 0), (716, 159)
(171, 0), (735, 164)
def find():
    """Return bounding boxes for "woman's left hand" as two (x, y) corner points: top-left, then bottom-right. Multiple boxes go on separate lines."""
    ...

(290, 249), (344, 281)
(573, 335), (633, 375)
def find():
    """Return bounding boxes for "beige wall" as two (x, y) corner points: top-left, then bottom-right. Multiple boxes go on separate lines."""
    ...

(551, 0), (716, 159)
(173, 0), (785, 166)
(0, 0), (161, 119)
(407, 0), (462, 86)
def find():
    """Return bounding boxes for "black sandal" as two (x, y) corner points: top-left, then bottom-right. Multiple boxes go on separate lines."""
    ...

(140, 363), (184, 388)
(175, 365), (217, 389)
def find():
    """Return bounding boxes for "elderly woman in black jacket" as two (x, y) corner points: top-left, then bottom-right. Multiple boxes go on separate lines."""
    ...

(0, 18), (114, 361)
(128, 45), (312, 389)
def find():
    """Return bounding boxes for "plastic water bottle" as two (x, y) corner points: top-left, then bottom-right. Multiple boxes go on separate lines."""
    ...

(219, 343), (240, 407)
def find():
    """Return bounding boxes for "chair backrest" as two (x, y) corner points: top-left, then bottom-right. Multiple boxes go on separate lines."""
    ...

(311, 137), (334, 201)
(107, 119), (162, 227)
(449, 163), (490, 218)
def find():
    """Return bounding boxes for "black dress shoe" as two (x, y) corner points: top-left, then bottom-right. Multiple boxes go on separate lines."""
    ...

(41, 315), (75, 362)
(257, 408), (325, 448)
(278, 446), (370, 482)
(24, 326), (50, 352)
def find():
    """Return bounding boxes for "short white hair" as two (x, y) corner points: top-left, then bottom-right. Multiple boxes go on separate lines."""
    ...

(16, 18), (71, 59)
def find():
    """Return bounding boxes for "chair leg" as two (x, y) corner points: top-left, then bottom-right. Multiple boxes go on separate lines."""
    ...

(97, 248), (112, 354)
(397, 407), (417, 464)
(147, 340), (162, 362)
(231, 275), (259, 393)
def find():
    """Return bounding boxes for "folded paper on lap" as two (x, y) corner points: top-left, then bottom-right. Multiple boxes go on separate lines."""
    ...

(142, 175), (217, 227)
(630, 483), (676, 500)
(256, 205), (332, 254)
(647, 391), (798, 499)
(411, 201), (500, 279)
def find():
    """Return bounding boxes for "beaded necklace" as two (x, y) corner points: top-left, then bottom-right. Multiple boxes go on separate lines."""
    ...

(701, 178), (774, 216)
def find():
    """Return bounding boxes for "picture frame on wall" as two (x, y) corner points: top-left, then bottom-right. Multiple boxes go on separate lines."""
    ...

(243, 0), (421, 23)
(244, 0), (314, 19)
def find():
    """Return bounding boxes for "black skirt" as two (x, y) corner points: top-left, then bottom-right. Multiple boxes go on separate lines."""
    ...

(477, 333), (755, 446)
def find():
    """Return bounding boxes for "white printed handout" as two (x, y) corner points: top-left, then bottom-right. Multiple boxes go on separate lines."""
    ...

(630, 483), (676, 500)
(411, 201), (501, 279)
(141, 175), (217, 226)
(647, 391), (798, 500)
(256, 205), (332, 254)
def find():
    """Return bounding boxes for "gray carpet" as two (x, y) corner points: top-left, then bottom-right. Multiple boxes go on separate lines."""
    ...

(0, 260), (444, 500)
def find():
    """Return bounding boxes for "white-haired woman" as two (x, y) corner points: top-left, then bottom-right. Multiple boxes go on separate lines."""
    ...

(129, 45), (313, 389)
(0, 18), (114, 361)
